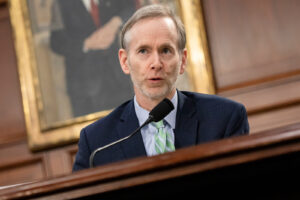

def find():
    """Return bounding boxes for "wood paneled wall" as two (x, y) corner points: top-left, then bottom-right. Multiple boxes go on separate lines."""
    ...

(202, 0), (300, 133)
(0, 3), (25, 146)
(0, 0), (300, 187)
(0, 3), (77, 187)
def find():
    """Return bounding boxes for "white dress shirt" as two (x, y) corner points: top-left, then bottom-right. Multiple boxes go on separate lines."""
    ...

(134, 91), (178, 156)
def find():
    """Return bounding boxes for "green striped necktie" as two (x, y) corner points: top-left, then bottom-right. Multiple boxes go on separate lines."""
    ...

(153, 120), (175, 154)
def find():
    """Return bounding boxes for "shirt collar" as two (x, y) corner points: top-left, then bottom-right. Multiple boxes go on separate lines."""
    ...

(134, 91), (178, 129)
(82, 0), (99, 11)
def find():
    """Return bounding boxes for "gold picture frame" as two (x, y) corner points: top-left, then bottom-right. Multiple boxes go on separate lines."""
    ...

(9, 0), (215, 151)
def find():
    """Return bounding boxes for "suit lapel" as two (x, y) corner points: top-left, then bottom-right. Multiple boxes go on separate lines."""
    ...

(116, 100), (147, 159)
(174, 91), (200, 149)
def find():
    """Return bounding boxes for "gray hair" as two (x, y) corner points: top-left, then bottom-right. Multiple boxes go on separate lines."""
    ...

(120, 4), (186, 51)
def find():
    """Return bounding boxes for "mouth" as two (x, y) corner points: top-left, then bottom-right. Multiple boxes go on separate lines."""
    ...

(150, 77), (162, 81)
(148, 77), (164, 85)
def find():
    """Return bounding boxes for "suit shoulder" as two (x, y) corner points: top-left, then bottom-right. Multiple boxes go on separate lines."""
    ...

(82, 100), (131, 136)
(180, 91), (245, 110)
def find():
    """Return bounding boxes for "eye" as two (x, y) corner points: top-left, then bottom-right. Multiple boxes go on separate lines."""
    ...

(138, 48), (147, 54)
(162, 47), (171, 54)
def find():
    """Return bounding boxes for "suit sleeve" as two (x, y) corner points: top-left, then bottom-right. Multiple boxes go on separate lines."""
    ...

(224, 104), (250, 137)
(73, 128), (91, 172)
(49, 0), (86, 58)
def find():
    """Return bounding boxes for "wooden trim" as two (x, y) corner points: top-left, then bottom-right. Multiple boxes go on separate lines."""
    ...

(1, 123), (300, 199)
(0, 157), (43, 172)
(218, 69), (300, 93)
(220, 75), (300, 115)
(248, 104), (300, 134)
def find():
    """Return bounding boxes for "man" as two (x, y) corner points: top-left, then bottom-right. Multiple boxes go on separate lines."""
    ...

(73, 4), (249, 171)
(50, 0), (137, 117)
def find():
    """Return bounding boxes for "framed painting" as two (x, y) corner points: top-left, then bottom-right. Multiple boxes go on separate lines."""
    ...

(9, 0), (215, 151)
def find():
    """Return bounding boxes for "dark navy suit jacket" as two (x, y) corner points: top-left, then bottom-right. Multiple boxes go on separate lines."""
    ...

(73, 91), (249, 171)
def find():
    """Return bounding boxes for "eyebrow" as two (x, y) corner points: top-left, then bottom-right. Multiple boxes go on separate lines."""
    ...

(160, 43), (175, 49)
(136, 44), (150, 50)
(135, 42), (176, 50)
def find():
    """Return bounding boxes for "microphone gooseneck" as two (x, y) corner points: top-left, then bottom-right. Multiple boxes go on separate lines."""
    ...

(89, 98), (174, 168)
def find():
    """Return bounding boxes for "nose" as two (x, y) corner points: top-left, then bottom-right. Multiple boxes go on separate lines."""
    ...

(150, 52), (162, 70)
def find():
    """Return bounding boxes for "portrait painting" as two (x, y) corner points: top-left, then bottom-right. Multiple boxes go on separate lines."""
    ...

(9, 0), (214, 151)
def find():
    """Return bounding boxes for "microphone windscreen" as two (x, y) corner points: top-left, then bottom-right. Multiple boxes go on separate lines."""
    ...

(149, 98), (174, 122)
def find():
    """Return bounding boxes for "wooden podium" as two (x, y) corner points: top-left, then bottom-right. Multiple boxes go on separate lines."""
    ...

(1, 124), (300, 199)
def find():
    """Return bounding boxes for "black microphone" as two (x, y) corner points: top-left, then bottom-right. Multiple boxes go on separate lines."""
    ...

(89, 98), (174, 168)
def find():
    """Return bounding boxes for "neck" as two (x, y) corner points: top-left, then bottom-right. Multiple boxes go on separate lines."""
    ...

(135, 89), (176, 111)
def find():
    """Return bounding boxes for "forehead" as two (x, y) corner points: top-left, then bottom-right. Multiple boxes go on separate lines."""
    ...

(126, 17), (178, 49)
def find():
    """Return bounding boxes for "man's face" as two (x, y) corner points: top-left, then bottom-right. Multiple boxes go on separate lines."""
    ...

(119, 17), (187, 101)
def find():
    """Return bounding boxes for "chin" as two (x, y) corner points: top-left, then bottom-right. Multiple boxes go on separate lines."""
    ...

(143, 87), (171, 100)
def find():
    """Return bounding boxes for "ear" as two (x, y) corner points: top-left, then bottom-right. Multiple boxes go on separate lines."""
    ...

(119, 48), (130, 74)
(179, 48), (187, 74)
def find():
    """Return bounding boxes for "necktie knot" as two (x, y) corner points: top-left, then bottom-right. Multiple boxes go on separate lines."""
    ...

(153, 120), (165, 129)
